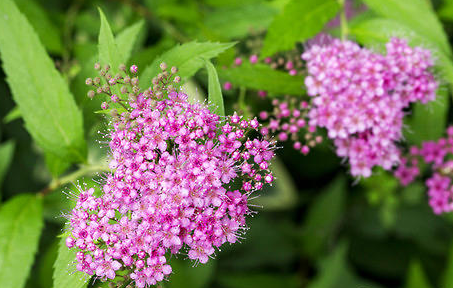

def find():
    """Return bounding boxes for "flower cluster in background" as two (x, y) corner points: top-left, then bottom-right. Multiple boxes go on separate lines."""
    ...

(66, 64), (275, 287)
(396, 127), (453, 214)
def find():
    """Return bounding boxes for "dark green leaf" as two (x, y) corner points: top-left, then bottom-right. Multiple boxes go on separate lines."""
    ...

(217, 63), (305, 95)
(203, 4), (277, 39)
(0, 194), (43, 288)
(0, 140), (15, 198)
(300, 176), (346, 258)
(261, 0), (340, 57)
(168, 258), (215, 288)
(53, 228), (89, 288)
(442, 241), (453, 288)
(140, 41), (236, 89)
(13, 0), (62, 54)
(0, 0), (86, 162)
(204, 59), (225, 116)
(218, 273), (300, 288)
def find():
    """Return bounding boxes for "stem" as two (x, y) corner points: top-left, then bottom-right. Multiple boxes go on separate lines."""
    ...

(38, 164), (110, 197)
(338, 0), (348, 41)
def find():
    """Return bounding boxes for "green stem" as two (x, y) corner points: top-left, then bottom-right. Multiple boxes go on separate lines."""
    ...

(338, 0), (348, 41)
(39, 164), (110, 196)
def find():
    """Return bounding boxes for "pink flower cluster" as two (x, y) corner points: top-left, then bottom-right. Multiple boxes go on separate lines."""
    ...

(303, 38), (437, 177)
(66, 65), (275, 287)
(259, 98), (322, 155)
(395, 127), (453, 214)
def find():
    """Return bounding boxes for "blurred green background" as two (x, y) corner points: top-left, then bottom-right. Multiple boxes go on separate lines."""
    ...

(2, 0), (453, 287)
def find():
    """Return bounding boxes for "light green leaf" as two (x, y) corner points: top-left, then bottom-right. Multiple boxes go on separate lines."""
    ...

(3, 106), (21, 124)
(203, 4), (278, 39)
(261, 0), (340, 57)
(114, 20), (145, 65)
(140, 41), (236, 89)
(204, 60), (225, 116)
(405, 260), (434, 288)
(98, 8), (123, 75)
(362, 0), (452, 57)
(0, 141), (15, 198)
(0, 0), (86, 162)
(301, 176), (346, 259)
(13, 0), (62, 54)
(405, 88), (449, 145)
(217, 63), (305, 96)
(45, 152), (71, 178)
(350, 18), (453, 84)
(53, 228), (89, 288)
(0, 194), (43, 288)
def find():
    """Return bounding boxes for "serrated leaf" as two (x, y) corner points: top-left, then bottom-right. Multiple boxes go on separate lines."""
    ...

(13, 0), (62, 54)
(217, 63), (305, 95)
(139, 41), (236, 89)
(98, 8), (123, 74)
(204, 60), (225, 116)
(0, 0), (86, 162)
(301, 176), (346, 259)
(350, 18), (453, 84)
(203, 4), (278, 39)
(0, 141), (15, 198)
(261, 0), (340, 57)
(362, 0), (451, 57)
(53, 228), (89, 288)
(0, 194), (43, 288)
(405, 260), (434, 288)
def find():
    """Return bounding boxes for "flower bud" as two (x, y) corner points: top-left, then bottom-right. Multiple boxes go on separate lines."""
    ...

(160, 62), (167, 71)
(119, 64), (126, 71)
(85, 78), (93, 85)
(120, 86), (128, 94)
(101, 102), (109, 110)
(94, 77), (101, 85)
(130, 65), (138, 74)
(87, 90), (95, 99)
(174, 76), (181, 83)
(171, 66), (178, 74)
(103, 64), (110, 71)
(131, 77), (139, 86)
(94, 63), (101, 70)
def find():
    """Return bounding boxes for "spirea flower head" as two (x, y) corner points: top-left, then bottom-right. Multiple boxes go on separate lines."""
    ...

(396, 127), (453, 214)
(66, 63), (276, 286)
(302, 37), (438, 177)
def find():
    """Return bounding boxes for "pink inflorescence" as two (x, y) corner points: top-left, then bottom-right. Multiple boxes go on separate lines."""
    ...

(66, 64), (275, 287)
(302, 38), (437, 177)
(395, 127), (453, 214)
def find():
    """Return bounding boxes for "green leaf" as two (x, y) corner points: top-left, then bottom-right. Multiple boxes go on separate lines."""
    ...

(307, 242), (383, 288)
(204, 59), (225, 116)
(203, 4), (278, 39)
(0, 141), (15, 198)
(3, 106), (21, 124)
(261, 0), (340, 57)
(217, 63), (305, 95)
(361, 0), (452, 57)
(0, 0), (86, 162)
(45, 152), (71, 178)
(218, 273), (300, 288)
(442, 241), (453, 288)
(53, 228), (89, 288)
(167, 258), (215, 288)
(0, 194), (43, 288)
(405, 87), (449, 145)
(301, 176), (346, 258)
(350, 18), (453, 84)
(404, 260), (434, 288)
(113, 20), (145, 65)
(139, 41), (236, 89)
(13, 0), (62, 54)
(98, 8), (123, 74)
